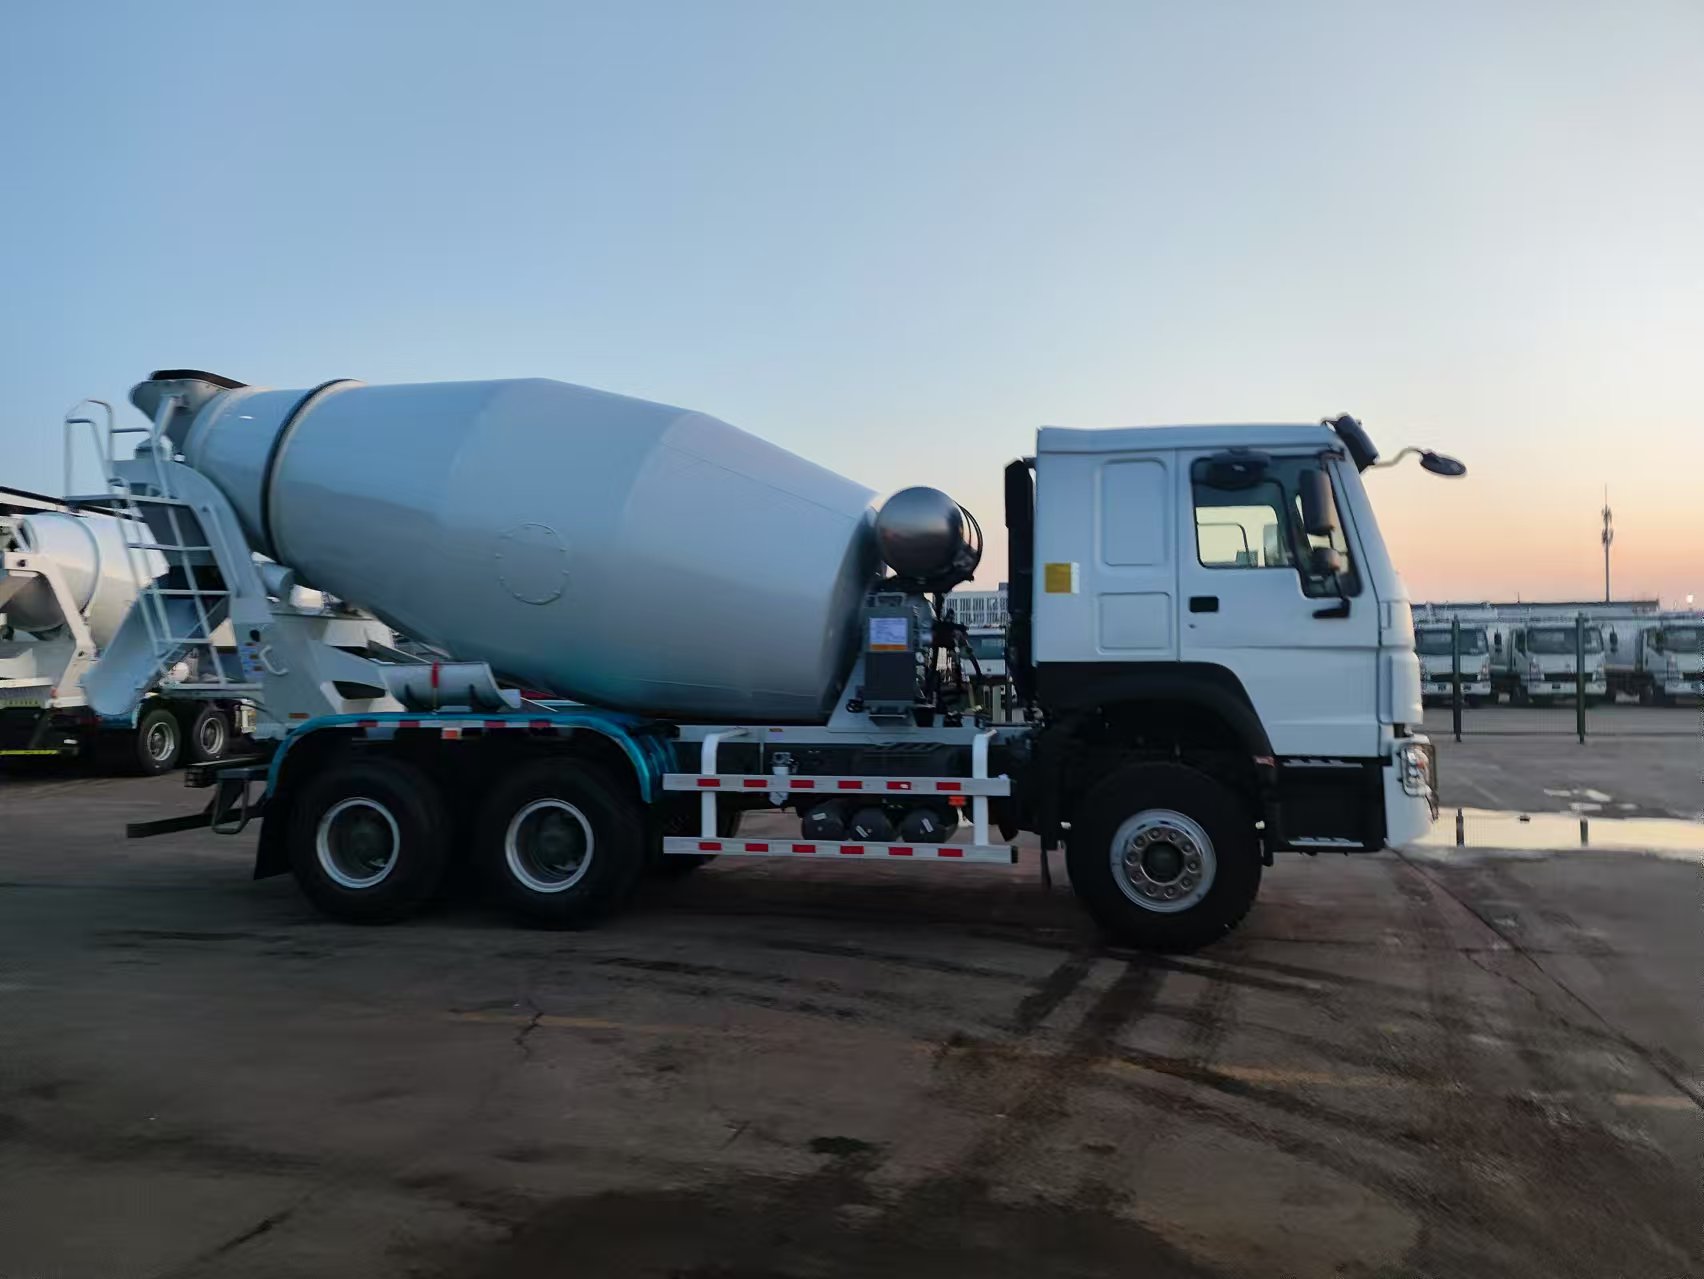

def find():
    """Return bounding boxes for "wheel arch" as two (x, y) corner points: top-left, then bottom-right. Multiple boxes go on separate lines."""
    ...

(1028, 663), (1274, 843)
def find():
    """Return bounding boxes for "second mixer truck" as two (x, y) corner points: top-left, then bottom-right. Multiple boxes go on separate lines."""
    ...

(82, 371), (1456, 951)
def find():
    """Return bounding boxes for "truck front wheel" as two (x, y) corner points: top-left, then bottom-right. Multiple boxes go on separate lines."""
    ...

(288, 756), (450, 923)
(477, 760), (646, 927)
(1067, 763), (1261, 952)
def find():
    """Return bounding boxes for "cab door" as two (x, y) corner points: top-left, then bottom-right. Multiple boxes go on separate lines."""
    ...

(1174, 451), (1380, 758)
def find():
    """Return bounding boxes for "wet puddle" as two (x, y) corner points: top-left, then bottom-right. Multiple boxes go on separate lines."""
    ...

(1407, 808), (1704, 860)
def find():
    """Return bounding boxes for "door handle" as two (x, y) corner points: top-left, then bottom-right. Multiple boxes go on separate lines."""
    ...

(1313, 599), (1351, 619)
(1188, 596), (1219, 613)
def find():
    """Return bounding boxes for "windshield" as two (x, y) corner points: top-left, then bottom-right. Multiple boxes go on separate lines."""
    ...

(1528, 627), (1603, 654)
(1655, 626), (1701, 651)
(1416, 628), (1488, 655)
(969, 634), (1005, 661)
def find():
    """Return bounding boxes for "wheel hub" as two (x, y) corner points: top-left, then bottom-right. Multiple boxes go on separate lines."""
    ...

(316, 798), (401, 889)
(1111, 811), (1216, 913)
(506, 800), (595, 893)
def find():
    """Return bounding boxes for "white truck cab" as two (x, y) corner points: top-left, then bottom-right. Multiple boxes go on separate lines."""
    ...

(1636, 623), (1704, 704)
(1015, 416), (1435, 856)
(1416, 624), (1493, 704)
(1491, 622), (1607, 705)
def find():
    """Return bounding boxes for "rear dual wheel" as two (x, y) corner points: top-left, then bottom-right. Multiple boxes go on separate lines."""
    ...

(288, 755), (647, 928)
(476, 760), (647, 927)
(288, 756), (450, 923)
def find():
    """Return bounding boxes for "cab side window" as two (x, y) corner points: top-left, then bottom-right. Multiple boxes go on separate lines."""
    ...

(1190, 457), (1359, 597)
(1192, 479), (1292, 569)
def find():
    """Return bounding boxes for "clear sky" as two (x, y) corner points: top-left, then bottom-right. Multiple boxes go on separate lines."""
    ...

(4, 1), (1699, 604)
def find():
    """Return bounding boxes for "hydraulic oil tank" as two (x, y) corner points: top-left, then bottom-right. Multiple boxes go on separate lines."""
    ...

(148, 376), (882, 722)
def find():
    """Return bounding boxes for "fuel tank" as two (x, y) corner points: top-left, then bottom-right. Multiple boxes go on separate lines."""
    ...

(151, 376), (881, 722)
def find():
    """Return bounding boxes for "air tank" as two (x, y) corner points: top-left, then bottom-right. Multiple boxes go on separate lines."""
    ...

(3, 512), (155, 646)
(148, 376), (883, 722)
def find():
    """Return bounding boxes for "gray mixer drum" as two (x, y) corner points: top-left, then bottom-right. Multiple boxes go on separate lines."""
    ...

(158, 376), (882, 722)
(3, 512), (155, 646)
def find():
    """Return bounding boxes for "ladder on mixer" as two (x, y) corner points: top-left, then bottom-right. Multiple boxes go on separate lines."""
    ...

(64, 399), (261, 697)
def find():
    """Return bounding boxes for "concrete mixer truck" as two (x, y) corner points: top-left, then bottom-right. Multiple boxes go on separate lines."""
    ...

(0, 503), (252, 772)
(84, 371), (1455, 951)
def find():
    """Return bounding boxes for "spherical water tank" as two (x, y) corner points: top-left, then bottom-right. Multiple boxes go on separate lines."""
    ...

(875, 486), (981, 589)
(161, 377), (881, 722)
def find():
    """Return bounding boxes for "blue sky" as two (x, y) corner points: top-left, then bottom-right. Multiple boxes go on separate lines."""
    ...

(4, 1), (1699, 601)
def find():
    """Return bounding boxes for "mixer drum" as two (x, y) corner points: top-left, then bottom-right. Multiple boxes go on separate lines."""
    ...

(4, 512), (153, 645)
(163, 377), (881, 722)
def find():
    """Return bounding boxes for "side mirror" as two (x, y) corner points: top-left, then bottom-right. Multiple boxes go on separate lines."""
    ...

(1298, 468), (1337, 537)
(1420, 451), (1467, 477)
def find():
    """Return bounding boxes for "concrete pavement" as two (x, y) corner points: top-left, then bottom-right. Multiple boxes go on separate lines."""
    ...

(0, 753), (1699, 1278)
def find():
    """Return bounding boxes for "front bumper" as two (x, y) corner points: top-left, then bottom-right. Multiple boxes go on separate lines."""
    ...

(1661, 677), (1704, 697)
(1423, 679), (1491, 697)
(1531, 679), (1606, 697)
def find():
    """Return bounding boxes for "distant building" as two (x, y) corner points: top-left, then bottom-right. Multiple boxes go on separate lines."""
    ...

(1414, 599), (1663, 620)
(945, 584), (1009, 628)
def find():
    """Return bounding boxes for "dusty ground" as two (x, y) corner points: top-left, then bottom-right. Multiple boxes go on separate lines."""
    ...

(0, 724), (1699, 1278)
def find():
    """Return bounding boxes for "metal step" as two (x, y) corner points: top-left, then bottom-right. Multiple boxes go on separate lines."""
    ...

(662, 835), (1015, 864)
(662, 772), (1010, 796)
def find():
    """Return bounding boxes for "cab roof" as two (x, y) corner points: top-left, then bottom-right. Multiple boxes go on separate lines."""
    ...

(1037, 423), (1342, 454)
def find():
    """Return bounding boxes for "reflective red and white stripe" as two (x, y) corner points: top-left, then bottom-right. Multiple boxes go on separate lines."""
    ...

(661, 773), (1009, 796)
(661, 836), (1014, 865)
(354, 718), (561, 739)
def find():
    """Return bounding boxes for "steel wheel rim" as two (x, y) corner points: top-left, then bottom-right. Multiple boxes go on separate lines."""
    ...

(197, 714), (226, 758)
(145, 719), (176, 762)
(316, 798), (401, 889)
(1110, 809), (1216, 914)
(505, 799), (595, 894)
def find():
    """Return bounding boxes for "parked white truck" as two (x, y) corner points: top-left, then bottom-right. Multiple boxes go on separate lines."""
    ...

(1489, 621), (1608, 706)
(1415, 624), (1493, 705)
(1607, 621), (1704, 704)
(0, 507), (247, 771)
(82, 371), (1454, 950)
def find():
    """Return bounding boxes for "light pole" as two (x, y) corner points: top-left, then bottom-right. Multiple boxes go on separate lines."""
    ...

(1601, 488), (1613, 604)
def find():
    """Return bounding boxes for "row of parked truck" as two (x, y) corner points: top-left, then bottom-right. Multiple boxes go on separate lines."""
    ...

(1414, 616), (1702, 706)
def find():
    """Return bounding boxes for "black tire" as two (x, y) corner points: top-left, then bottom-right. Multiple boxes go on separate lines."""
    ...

(1637, 684), (1655, 706)
(131, 707), (183, 775)
(1066, 763), (1261, 952)
(287, 755), (450, 923)
(186, 705), (230, 764)
(1512, 685), (1530, 707)
(1464, 695), (1481, 708)
(477, 759), (646, 927)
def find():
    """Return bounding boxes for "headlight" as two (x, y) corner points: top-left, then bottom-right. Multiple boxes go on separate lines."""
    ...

(1399, 741), (1433, 798)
